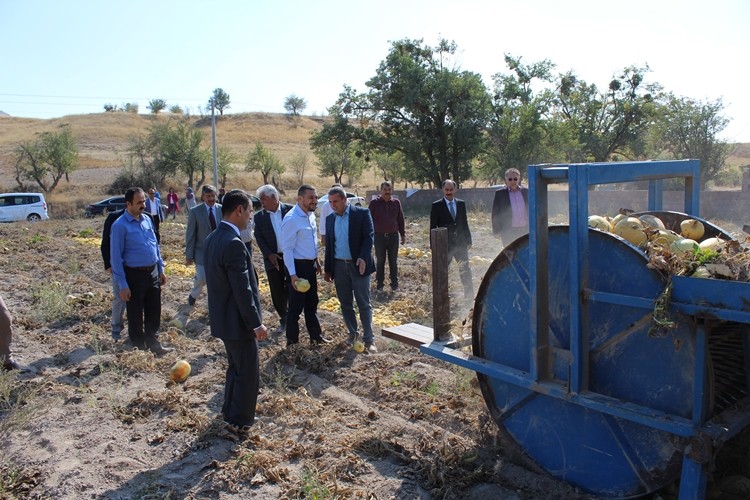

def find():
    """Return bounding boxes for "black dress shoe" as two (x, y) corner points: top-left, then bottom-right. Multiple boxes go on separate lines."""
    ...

(2, 358), (21, 371)
(187, 294), (196, 306)
(310, 336), (332, 345)
(150, 344), (174, 357)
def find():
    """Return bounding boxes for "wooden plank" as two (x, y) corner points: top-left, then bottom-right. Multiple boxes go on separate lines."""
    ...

(382, 323), (435, 348)
(430, 227), (452, 341)
(743, 224), (750, 234)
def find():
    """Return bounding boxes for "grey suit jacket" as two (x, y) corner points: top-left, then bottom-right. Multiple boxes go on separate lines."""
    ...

(185, 202), (222, 265)
(204, 223), (262, 341)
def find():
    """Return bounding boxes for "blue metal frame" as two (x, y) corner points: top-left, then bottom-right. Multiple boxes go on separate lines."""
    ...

(420, 159), (750, 498)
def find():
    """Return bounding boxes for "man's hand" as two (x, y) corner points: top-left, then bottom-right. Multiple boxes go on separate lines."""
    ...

(186, 259), (194, 266)
(267, 254), (281, 270)
(119, 288), (131, 302)
(254, 324), (268, 341)
(356, 258), (366, 275)
(315, 258), (322, 274)
(106, 267), (112, 275)
(324, 272), (333, 283)
(401, 235), (406, 245)
(159, 272), (167, 285)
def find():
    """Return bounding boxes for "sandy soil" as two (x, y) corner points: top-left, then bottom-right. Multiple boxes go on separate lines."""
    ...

(0, 211), (609, 499)
(4, 211), (750, 499)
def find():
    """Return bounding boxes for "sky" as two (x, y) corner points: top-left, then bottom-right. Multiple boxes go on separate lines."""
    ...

(1, 0), (749, 141)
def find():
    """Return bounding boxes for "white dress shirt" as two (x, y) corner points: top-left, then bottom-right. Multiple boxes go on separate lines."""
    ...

(281, 204), (318, 276)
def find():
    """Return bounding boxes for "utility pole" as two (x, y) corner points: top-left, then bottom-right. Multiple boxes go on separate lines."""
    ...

(211, 102), (218, 187)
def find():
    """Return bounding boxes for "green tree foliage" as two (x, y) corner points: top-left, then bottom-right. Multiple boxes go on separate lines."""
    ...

(245, 142), (285, 185)
(169, 104), (184, 115)
(103, 103), (117, 112)
(207, 88), (231, 116)
(216, 146), (239, 188)
(14, 124), (78, 193)
(336, 38), (493, 186)
(312, 143), (366, 185)
(554, 65), (660, 162)
(480, 55), (557, 184)
(123, 102), (139, 114)
(147, 99), (167, 114)
(284, 95), (307, 115)
(371, 151), (407, 188)
(650, 95), (732, 188)
(290, 152), (309, 186)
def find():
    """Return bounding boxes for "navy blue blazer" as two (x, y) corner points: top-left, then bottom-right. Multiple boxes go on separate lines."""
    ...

(253, 202), (293, 270)
(323, 205), (375, 279)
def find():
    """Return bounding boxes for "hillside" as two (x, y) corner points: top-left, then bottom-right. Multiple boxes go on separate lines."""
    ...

(0, 112), (326, 198)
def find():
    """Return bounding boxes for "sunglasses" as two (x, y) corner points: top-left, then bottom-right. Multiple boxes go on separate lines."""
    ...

(506, 177), (518, 181)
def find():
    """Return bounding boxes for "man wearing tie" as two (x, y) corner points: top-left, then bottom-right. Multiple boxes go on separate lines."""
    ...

(145, 188), (164, 243)
(429, 179), (474, 305)
(185, 184), (221, 306)
(254, 184), (293, 334)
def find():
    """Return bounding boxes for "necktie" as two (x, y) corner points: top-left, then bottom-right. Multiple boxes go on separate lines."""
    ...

(449, 201), (456, 219)
(208, 206), (217, 230)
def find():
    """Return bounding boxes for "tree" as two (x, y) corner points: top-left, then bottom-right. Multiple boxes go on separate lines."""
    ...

(312, 143), (366, 185)
(480, 55), (558, 184)
(289, 152), (309, 185)
(147, 99), (167, 114)
(14, 124), (78, 193)
(336, 38), (493, 186)
(169, 104), (184, 115)
(207, 88), (230, 115)
(650, 95), (732, 188)
(245, 142), (285, 185)
(103, 103), (117, 112)
(216, 146), (239, 188)
(284, 95), (307, 115)
(123, 102), (139, 114)
(553, 65), (660, 162)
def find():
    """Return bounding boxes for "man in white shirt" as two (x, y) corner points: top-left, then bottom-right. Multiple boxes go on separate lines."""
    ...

(281, 185), (330, 347)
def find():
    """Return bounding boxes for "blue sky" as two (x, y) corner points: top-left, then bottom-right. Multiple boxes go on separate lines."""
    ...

(1, 0), (749, 141)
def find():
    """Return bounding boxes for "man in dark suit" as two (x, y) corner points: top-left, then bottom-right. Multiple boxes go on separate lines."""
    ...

(145, 188), (164, 243)
(429, 179), (474, 303)
(254, 184), (293, 334)
(185, 185), (221, 306)
(102, 207), (161, 340)
(491, 168), (529, 246)
(204, 189), (268, 431)
(323, 187), (377, 353)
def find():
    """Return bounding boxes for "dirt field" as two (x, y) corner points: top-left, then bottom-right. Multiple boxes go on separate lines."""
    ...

(0, 211), (607, 499)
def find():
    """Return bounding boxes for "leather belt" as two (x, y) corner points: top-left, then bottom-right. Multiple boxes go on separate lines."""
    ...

(335, 258), (353, 263)
(125, 264), (156, 272)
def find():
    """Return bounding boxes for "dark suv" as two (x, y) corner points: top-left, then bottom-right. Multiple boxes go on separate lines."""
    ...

(85, 196), (127, 217)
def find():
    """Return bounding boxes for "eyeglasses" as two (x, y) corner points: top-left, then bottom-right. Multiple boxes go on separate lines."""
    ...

(506, 178), (518, 181)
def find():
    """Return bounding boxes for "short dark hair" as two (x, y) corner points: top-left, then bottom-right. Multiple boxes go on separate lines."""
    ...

(298, 184), (316, 197)
(220, 189), (250, 216)
(125, 187), (145, 203)
(202, 184), (217, 195)
(380, 181), (392, 190)
(328, 186), (346, 200)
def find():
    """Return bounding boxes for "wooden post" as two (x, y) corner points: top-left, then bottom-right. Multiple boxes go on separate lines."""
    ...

(430, 227), (452, 341)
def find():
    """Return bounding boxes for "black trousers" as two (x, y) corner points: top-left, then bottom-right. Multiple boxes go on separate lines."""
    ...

(374, 233), (399, 289)
(124, 267), (161, 349)
(222, 337), (260, 427)
(265, 258), (289, 325)
(285, 259), (322, 343)
(448, 245), (474, 301)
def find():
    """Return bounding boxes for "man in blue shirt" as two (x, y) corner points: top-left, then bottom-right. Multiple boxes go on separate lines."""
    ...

(110, 187), (172, 356)
(323, 187), (377, 353)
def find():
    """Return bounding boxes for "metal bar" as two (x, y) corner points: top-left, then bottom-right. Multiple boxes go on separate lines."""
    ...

(586, 290), (655, 309)
(528, 165), (550, 381)
(647, 179), (664, 211)
(671, 303), (750, 324)
(678, 459), (707, 500)
(420, 342), (699, 437)
(684, 159), (700, 216)
(568, 164), (589, 393)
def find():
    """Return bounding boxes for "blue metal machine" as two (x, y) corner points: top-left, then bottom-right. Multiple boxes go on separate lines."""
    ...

(421, 160), (750, 498)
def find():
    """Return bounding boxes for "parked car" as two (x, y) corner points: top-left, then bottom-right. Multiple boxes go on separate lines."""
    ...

(317, 192), (366, 208)
(85, 196), (127, 217)
(0, 192), (49, 222)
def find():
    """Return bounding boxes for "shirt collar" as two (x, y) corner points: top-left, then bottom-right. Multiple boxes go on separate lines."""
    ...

(220, 220), (240, 236)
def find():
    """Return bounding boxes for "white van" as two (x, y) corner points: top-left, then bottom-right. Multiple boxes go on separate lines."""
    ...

(0, 192), (49, 222)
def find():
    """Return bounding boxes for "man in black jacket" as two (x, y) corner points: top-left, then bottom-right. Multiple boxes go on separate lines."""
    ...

(101, 207), (160, 340)
(253, 184), (293, 334)
(491, 168), (529, 246)
(429, 179), (473, 303)
(204, 189), (268, 431)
